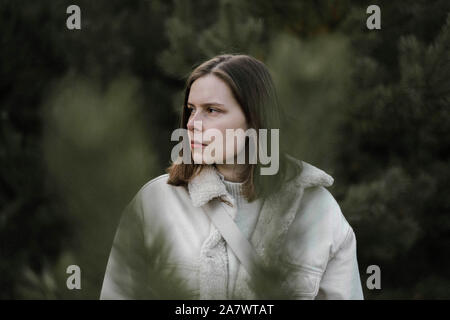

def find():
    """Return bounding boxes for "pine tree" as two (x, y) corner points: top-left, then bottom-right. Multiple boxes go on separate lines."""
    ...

(337, 10), (450, 299)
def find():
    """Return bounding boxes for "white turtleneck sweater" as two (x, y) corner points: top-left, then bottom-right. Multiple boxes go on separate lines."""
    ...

(216, 171), (263, 298)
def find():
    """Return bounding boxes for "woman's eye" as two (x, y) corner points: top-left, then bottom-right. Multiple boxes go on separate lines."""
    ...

(187, 105), (220, 115)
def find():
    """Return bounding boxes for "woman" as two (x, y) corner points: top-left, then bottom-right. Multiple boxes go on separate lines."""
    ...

(100, 54), (364, 300)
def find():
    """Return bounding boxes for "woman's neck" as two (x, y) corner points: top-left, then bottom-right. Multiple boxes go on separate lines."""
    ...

(214, 163), (249, 182)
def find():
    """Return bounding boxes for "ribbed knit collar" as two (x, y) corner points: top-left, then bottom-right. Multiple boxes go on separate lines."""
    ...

(215, 170), (246, 207)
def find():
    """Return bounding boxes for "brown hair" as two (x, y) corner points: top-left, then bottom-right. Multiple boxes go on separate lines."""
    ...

(166, 54), (301, 203)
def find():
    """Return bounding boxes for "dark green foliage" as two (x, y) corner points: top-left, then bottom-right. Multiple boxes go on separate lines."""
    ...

(336, 5), (450, 299)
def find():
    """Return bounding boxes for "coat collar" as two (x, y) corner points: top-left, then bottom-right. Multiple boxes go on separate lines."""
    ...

(187, 155), (334, 207)
(187, 165), (230, 207)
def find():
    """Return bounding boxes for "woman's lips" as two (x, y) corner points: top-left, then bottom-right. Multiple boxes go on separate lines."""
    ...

(190, 142), (207, 148)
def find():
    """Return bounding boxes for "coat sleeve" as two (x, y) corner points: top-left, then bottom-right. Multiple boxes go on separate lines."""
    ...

(316, 226), (364, 300)
(100, 191), (152, 299)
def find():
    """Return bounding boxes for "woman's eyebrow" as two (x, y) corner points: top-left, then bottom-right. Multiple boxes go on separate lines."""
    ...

(187, 102), (225, 108)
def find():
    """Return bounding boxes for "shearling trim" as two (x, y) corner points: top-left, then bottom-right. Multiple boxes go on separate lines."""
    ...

(298, 161), (334, 188)
(188, 165), (230, 207)
(198, 218), (228, 299)
(284, 154), (334, 189)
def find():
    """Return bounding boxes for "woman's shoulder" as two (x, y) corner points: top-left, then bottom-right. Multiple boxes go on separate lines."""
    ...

(299, 186), (352, 250)
(142, 172), (190, 192)
(140, 173), (170, 192)
(284, 157), (352, 251)
(132, 173), (187, 206)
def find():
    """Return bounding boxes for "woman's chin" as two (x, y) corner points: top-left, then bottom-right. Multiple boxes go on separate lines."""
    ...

(192, 155), (235, 165)
(192, 154), (216, 165)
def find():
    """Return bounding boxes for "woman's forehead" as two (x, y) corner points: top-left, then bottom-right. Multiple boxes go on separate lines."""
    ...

(189, 74), (233, 105)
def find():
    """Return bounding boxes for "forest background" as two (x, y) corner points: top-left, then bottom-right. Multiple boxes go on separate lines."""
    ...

(0, 0), (449, 299)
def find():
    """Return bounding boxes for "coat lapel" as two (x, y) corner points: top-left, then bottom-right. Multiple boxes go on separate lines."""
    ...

(188, 165), (231, 208)
(187, 158), (334, 299)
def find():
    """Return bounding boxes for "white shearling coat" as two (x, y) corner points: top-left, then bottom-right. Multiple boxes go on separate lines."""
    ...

(100, 156), (364, 300)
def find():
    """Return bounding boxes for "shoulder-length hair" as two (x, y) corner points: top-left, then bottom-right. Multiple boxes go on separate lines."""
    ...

(166, 54), (301, 203)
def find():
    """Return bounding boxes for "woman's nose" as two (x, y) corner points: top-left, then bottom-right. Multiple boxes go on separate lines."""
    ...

(187, 110), (203, 131)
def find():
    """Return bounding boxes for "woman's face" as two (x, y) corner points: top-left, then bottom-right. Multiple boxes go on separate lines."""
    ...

(187, 74), (248, 164)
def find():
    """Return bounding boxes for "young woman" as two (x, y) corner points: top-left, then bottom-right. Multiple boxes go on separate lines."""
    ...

(100, 54), (364, 300)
